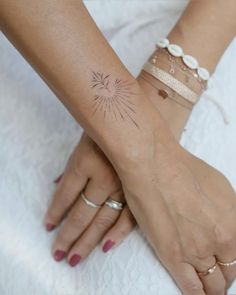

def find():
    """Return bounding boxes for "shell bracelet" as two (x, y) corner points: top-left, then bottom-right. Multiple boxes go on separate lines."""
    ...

(156, 38), (210, 82)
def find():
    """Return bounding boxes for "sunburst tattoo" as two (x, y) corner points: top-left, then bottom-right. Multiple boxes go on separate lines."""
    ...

(91, 72), (139, 128)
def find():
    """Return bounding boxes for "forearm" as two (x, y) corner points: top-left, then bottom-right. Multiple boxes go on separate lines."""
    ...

(168, 0), (236, 73)
(139, 0), (236, 140)
(0, 0), (132, 134)
(0, 0), (171, 160)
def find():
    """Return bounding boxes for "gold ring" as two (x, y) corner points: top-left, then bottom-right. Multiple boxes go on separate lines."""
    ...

(197, 262), (217, 277)
(218, 258), (236, 267)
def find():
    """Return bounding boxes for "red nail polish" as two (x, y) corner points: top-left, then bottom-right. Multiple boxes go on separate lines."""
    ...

(54, 174), (63, 184)
(102, 240), (115, 253)
(46, 223), (55, 231)
(69, 254), (81, 267)
(54, 250), (66, 261)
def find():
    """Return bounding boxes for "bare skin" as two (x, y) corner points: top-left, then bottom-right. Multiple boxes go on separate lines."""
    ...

(1, 1), (236, 294)
(46, 72), (236, 295)
(45, 74), (191, 265)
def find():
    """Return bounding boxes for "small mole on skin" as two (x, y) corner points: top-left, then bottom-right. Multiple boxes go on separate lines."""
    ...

(151, 177), (159, 184)
(158, 89), (169, 99)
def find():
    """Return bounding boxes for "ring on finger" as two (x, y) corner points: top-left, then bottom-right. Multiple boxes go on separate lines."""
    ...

(105, 198), (124, 211)
(81, 192), (103, 208)
(197, 261), (217, 277)
(218, 258), (236, 267)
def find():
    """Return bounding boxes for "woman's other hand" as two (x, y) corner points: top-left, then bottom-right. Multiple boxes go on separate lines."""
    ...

(44, 133), (136, 267)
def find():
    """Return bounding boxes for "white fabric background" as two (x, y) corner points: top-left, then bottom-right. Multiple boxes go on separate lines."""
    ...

(0, 1), (236, 294)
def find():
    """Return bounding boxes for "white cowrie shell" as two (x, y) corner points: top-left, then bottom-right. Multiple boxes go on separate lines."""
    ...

(155, 38), (210, 81)
(167, 44), (183, 57)
(197, 67), (210, 81)
(156, 38), (169, 48)
(183, 55), (198, 70)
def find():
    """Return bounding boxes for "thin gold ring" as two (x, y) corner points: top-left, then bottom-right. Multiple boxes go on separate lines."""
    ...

(197, 262), (217, 277)
(218, 258), (236, 267)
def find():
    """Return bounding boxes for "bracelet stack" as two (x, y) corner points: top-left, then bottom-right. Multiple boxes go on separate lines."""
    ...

(141, 38), (211, 109)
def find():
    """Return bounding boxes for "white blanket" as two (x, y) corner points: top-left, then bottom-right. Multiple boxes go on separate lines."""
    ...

(1, 1), (236, 294)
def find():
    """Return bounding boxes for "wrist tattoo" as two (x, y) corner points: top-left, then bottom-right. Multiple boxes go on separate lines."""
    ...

(91, 71), (139, 128)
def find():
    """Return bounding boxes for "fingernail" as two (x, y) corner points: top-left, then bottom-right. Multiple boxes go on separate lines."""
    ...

(46, 223), (55, 231)
(102, 240), (115, 253)
(69, 254), (81, 267)
(54, 174), (63, 184)
(53, 250), (66, 262)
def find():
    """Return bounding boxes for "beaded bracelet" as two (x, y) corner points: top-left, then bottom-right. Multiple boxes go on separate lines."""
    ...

(150, 48), (206, 95)
(142, 38), (211, 107)
(156, 38), (210, 81)
(152, 48), (208, 92)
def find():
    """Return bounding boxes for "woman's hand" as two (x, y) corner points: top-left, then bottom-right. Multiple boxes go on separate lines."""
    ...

(109, 74), (236, 295)
(117, 128), (236, 295)
(45, 69), (236, 294)
(43, 66), (191, 270)
(44, 133), (135, 266)
(2, 1), (236, 294)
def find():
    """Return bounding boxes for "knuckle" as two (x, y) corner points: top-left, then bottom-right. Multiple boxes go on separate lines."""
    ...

(160, 241), (183, 265)
(219, 234), (235, 249)
(105, 172), (119, 187)
(191, 248), (210, 261)
(102, 178), (119, 193)
(73, 165), (86, 179)
(184, 241), (211, 261)
(66, 157), (82, 175)
(94, 215), (114, 231)
(66, 151), (85, 176)
(215, 225), (235, 249)
(169, 241), (183, 261)
(97, 170), (120, 191)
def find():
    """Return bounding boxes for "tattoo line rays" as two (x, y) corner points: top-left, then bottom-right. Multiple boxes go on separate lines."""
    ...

(91, 72), (139, 128)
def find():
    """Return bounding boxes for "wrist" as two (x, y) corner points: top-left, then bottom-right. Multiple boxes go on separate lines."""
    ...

(110, 119), (180, 179)
(137, 74), (192, 141)
(94, 90), (179, 172)
(78, 74), (181, 175)
(136, 36), (210, 141)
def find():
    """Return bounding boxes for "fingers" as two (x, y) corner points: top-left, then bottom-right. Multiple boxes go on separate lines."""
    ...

(168, 262), (206, 295)
(51, 178), (110, 261)
(45, 135), (133, 267)
(167, 255), (226, 295)
(44, 169), (88, 230)
(215, 225), (236, 289)
(217, 259), (236, 290)
(130, 192), (224, 295)
(195, 257), (226, 295)
(67, 190), (124, 266)
(101, 206), (136, 252)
